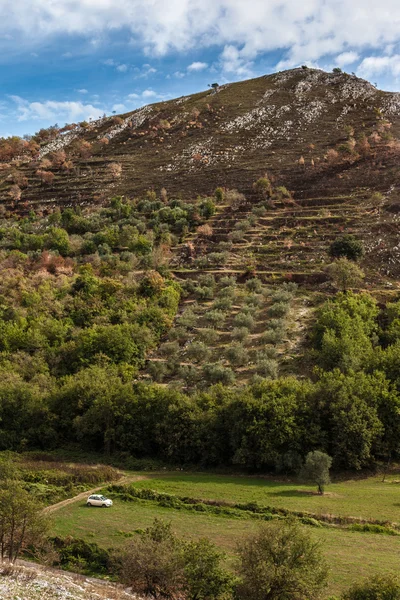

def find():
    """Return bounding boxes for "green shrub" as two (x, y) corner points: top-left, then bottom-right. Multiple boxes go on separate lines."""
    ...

(268, 302), (289, 318)
(168, 327), (190, 344)
(159, 341), (180, 357)
(148, 361), (168, 382)
(271, 289), (293, 303)
(219, 275), (237, 287)
(197, 328), (219, 344)
(204, 310), (226, 328)
(256, 359), (278, 378)
(225, 343), (249, 367)
(195, 286), (215, 301)
(178, 308), (197, 329)
(234, 313), (255, 330)
(349, 523), (399, 536)
(342, 574), (400, 600)
(246, 278), (263, 293)
(230, 231), (245, 243)
(262, 328), (283, 345)
(213, 297), (233, 311)
(186, 341), (211, 363)
(202, 363), (235, 385)
(232, 327), (250, 342)
(329, 235), (364, 261)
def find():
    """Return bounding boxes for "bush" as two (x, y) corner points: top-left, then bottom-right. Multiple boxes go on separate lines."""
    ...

(213, 297), (233, 311)
(342, 574), (400, 600)
(234, 313), (255, 330)
(168, 327), (190, 344)
(195, 286), (215, 301)
(245, 294), (262, 308)
(202, 363), (235, 385)
(271, 289), (293, 303)
(252, 205), (267, 217)
(220, 275), (237, 287)
(230, 230), (245, 243)
(159, 341), (180, 357)
(225, 344), (249, 367)
(246, 278), (263, 293)
(261, 328), (283, 345)
(256, 359), (278, 378)
(232, 327), (250, 342)
(329, 235), (364, 261)
(236, 520), (328, 600)
(204, 310), (226, 328)
(268, 302), (289, 318)
(197, 328), (219, 344)
(178, 309), (197, 329)
(186, 341), (211, 363)
(217, 285), (236, 299)
(253, 177), (272, 198)
(326, 258), (365, 291)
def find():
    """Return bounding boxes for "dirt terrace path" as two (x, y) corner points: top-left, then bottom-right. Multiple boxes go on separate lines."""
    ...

(43, 474), (149, 514)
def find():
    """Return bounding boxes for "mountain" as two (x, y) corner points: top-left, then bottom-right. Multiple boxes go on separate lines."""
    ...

(2, 67), (400, 211)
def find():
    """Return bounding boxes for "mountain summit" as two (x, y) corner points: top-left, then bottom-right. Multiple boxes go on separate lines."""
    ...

(2, 67), (400, 209)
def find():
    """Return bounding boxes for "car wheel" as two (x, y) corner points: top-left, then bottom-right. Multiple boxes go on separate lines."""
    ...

(102, 504), (107, 507)
(87, 502), (92, 507)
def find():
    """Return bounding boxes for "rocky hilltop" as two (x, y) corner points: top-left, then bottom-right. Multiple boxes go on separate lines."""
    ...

(2, 67), (400, 210)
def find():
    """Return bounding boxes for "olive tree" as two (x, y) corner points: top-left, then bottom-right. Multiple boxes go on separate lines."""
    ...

(0, 481), (49, 563)
(236, 520), (328, 600)
(300, 451), (332, 495)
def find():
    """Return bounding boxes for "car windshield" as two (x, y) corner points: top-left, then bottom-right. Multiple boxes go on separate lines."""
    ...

(99, 496), (107, 500)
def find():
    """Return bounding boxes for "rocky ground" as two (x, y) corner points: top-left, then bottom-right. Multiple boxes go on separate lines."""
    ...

(0, 563), (137, 600)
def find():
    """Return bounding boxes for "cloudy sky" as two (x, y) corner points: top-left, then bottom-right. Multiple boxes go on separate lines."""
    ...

(1, 0), (400, 137)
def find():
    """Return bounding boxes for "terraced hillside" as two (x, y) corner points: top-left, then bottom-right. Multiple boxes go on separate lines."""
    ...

(2, 67), (400, 212)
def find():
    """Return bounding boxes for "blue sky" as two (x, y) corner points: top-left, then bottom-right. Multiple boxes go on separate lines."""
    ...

(1, 0), (400, 138)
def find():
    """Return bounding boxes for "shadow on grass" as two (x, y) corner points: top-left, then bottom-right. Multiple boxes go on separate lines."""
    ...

(269, 489), (317, 497)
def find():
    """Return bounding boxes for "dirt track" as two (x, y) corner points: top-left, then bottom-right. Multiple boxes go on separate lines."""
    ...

(43, 474), (148, 514)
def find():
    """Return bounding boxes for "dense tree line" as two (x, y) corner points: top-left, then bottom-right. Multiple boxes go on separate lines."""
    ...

(0, 286), (400, 470)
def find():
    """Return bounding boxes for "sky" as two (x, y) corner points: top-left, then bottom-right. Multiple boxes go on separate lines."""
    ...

(1, 0), (400, 138)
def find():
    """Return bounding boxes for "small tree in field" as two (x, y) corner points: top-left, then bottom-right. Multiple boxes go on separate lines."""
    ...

(326, 258), (364, 291)
(119, 519), (184, 598)
(0, 481), (48, 563)
(236, 520), (328, 600)
(342, 574), (400, 600)
(300, 451), (332, 495)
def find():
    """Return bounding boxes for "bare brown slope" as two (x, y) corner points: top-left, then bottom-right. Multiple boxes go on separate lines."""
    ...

(2, 67), (400, 211)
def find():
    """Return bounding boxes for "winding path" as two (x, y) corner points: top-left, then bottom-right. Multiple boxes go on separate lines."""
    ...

(43, 473), (149, 514)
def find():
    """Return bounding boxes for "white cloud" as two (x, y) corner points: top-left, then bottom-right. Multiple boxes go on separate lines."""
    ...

(220, 45), (254, 77)
(142, 89), (157, 98)
(116, 63), (128, 72)
(187, 61), (208, 71)
(10, 95), (104, 122)
(1, 0), (400, 68)
(127, 93), (140, 99)
(173, 71), (185, 78)
(112, 103), (127, 112)
(335, 51), (359, 67)
(76, 88), (88, 94)
(358, 54), (400, 78)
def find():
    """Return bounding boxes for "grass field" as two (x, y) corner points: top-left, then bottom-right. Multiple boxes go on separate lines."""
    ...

(127, 472), (400, 523)
(51, 470), (400, 596)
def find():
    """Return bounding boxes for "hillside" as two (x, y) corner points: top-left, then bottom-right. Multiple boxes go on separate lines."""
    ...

(2, 67), (400, 208)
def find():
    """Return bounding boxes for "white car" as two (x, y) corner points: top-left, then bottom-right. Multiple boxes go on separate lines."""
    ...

(86, 494), (113, 507)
